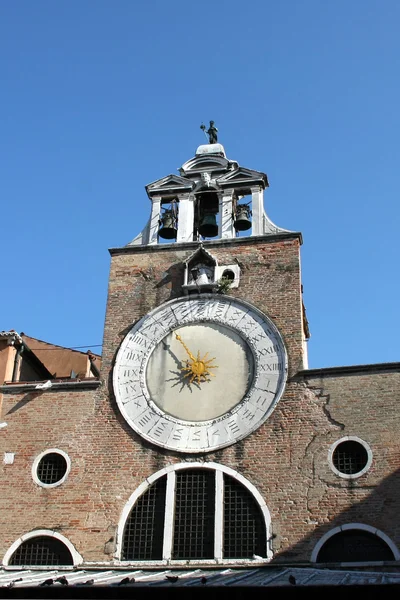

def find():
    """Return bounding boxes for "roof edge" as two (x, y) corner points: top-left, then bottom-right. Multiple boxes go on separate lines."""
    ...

(21, 334), (101, 358)
(0, 379), (101, 393)
(295, 361), (400, 378)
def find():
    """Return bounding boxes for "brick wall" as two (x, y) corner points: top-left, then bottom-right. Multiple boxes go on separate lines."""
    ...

(1, 235), (399, 565)
(102, 235), (305, 377)
(293, 367), (400, 556)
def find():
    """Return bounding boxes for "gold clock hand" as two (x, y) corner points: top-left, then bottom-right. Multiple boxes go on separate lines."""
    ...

(175, 333), (218, 385)
(175, 334), (196, 362)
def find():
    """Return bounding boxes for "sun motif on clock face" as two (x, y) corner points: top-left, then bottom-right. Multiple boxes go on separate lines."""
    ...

(175, 333), (218, 385)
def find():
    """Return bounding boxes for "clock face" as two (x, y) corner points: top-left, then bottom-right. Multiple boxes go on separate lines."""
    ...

(113, 295), (287, 453)
(146, 321), (254, 421)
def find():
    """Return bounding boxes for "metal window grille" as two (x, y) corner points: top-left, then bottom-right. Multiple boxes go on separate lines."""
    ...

(333, 441), (368, 475)
(37, 453), (67, 485)
(122, 476), (166, 560)
(9, 536), (73, 566)
(172, 469), (215, 559)
(223, 474), (266, 559)
(317, 530), (395, 562)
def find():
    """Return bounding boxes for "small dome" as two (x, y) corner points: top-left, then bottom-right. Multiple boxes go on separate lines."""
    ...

(195, 143), (226, 157)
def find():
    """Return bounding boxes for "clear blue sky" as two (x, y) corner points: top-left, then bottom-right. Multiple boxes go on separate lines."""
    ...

(1, 1), (399, 369)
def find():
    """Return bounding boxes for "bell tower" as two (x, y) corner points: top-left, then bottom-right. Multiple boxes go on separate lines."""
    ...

(102, 124), (309, 393)
(107, 123), (309, 374)
(97, 125), (311, 560)
(128, 133), (292, 247)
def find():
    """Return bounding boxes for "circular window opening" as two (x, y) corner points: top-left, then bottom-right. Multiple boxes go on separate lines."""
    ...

(332, 441), (368, 476)
(37, 452), (68, 485)
(222, 269), (235, 281)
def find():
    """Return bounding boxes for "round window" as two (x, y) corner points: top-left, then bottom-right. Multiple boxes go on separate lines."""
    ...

(33, 450), (70, 487)
(329, 437), (372, 478)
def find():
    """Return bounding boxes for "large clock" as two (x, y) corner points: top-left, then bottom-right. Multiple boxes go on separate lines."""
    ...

(113, 295), (287, 453)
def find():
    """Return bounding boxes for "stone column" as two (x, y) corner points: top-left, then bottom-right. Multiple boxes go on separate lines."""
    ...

(147, 196), (161, 245)
(251, 186), (264, 236)
(177, 194), (194, 243)
(219, 189), (235, 239)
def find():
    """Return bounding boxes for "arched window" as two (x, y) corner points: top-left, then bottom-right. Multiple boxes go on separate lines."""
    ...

(9, 536), (73, 566)
(118, 463), (270, 563)
(3, 530), (82, 567)
(312, 524), (399, 563)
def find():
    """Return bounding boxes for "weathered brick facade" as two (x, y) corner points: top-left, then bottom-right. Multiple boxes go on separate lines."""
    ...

(1, 229), (399, 567)
(1, 138), (400, 572)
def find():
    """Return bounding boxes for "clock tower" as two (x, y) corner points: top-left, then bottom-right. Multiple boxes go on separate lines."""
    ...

(96, 132), (310, 562)
(3, 128), (400, 573)
(103, 135), (309, 452)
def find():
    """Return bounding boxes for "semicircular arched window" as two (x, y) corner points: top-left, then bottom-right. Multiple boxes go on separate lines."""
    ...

(121, 465), (269, 562)
(9, 536), (74, 566)
(316, 529), (396, 563)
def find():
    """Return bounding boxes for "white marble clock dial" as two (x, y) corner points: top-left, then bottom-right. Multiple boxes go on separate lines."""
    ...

(113, 295), (287, 453)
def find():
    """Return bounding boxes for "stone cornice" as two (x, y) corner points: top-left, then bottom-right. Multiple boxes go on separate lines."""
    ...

(110, 231), (303, 256)
(295, 362), (400, 379)
(0, 379), (101, 394)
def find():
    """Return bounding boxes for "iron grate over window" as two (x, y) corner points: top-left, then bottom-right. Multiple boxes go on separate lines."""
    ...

(333, 441), (368, 475)
(37, 453), (68, 485)
(317, 530), (395, 562)
(9, 536), (73, 566)
(122, 476), (166, 561)
(120, 466), (268, 562)
(172, 469), (215, 560)
(223, 473), (266, 558)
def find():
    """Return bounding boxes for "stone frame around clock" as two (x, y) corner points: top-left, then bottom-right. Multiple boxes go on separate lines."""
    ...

(113, 295), (288, 453)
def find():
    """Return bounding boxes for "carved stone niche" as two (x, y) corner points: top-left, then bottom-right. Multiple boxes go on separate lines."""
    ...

(182, 246), (241, 295)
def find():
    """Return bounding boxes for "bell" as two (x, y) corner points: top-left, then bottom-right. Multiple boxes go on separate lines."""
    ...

(158, 212), (177, 240)
(234, 205), (252, 231)
(198, 214), (218, 237)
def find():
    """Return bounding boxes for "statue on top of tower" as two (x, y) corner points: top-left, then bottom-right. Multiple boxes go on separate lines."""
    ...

(200, 120), (218, 144)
